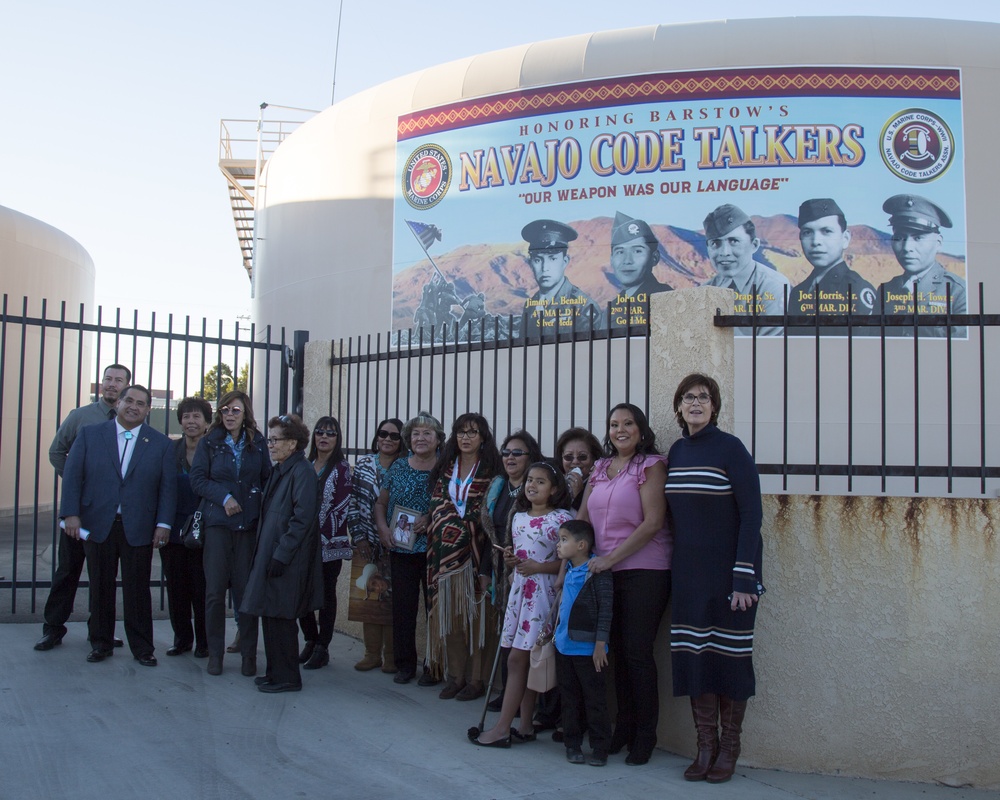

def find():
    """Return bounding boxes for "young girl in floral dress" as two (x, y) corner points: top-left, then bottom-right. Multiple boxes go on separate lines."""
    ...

(471, 462), (573, 747)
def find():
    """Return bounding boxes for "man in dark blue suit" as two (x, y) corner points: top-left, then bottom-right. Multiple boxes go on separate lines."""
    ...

(61, 385), (176, 666)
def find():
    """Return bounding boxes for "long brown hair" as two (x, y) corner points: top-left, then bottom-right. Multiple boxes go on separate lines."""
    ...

(428, 412), (503, 488)
(210, 390), (261, 450)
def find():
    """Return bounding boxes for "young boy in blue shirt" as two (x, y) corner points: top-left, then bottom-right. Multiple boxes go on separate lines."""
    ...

(554, 519), (613, 766)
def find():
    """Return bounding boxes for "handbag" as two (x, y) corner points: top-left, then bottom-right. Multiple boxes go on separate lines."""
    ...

(526, 590), (561, 693)
(180, 509), (204, 550)
(527, 637), (557, 693)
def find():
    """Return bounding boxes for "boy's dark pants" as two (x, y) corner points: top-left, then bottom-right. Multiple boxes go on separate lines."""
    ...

(557, 651), (611, 752)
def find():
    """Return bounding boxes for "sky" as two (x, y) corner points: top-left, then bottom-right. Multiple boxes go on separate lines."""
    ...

(2, 0), (998, 327)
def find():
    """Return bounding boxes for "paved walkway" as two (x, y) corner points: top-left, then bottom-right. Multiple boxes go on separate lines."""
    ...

(1, 620), (996, 800)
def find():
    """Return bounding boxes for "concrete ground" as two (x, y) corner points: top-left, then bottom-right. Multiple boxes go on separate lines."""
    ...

(1, 619), (996, 800)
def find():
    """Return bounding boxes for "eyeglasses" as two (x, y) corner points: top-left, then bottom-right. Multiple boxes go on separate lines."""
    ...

(377, 430), (402, 441)
(681, 393), (712, 405)
(501, 448), (529, 457)
(266, 437), (289, 446)
(562, 453), (591, 462)
(315, 429), (338, 437)
(456, 429), (480, 439)
(219, 406), (244, 416)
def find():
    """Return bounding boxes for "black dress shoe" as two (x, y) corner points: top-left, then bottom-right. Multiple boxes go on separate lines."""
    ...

(254, 676), (274, 686)
(34, 633), (64, 651)
(470, 734), (511, 749)
(258, 681), (301, 693)
(113, 637), (124, 648)
(193, 646), (209, 658)
(393, 669), (416, 684)
(135, 653), (158, 667)
(166, 644), (192, 657)
(417, 671), (442, 687)
(87, 648), (113, 663)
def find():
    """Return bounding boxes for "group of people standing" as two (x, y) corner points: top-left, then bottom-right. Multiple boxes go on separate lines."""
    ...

(36, 363), (764, 783)
(346, 377), (764, 783)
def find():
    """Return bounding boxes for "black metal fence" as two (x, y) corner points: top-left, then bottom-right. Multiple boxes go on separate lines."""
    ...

(326, 286), (999, 499)
(0, 295), (294, 612)
(7, 283), (995, 615)
(718, 282), (999, 497)
(328, 311), (651, 461)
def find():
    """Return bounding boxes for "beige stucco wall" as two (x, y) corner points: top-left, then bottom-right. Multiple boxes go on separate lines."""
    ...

(653, 489), (999, 789)
(0, 205), (96, 512)
(303, 287), (999, 789)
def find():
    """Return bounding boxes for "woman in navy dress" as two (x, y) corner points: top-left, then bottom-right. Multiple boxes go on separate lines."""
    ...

(665, 373), (764, 784)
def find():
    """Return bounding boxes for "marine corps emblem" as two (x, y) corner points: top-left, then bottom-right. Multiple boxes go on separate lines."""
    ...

(879, 109), (954, 184)
(402, 144), (452, 210)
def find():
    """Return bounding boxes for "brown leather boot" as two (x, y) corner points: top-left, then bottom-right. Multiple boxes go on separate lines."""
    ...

(354, 623), (383, 671)
(380, 625), (397, 673)
(706, 696), (747, 783)
(683, 694), (719, 781)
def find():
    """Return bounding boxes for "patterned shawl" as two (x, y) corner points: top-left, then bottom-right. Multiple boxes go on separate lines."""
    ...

(318, 459), (353, 562)
(426, 464), (493, 663)
(347, 453), (387, 552)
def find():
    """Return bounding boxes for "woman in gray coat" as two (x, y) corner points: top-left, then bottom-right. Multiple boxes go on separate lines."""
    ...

(242, 414), (323, 693)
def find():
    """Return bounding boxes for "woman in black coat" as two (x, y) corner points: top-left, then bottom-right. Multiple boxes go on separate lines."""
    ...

(190, 390), (271, 677)
(242, 414), (324, 693)
(161, 397), (212, 658)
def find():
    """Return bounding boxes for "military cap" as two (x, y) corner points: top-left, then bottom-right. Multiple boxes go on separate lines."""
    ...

(521, 219), (578, 252)
(611, 212), (659, 247)
(882, 194), (952, 233)
(797, 198), (845, 228)
(703, 204), (751, 240)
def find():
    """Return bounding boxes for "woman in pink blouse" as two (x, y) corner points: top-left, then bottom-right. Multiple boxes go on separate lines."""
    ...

(577, 402), (671, 766)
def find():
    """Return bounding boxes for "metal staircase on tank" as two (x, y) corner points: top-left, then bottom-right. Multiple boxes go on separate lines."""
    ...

(218, 104), (319, 280)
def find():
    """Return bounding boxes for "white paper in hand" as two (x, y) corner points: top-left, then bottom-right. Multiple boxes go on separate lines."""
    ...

(59, 519), (91, 540)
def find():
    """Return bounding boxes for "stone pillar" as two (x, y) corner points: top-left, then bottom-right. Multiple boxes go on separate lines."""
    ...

(302, 338), (362, 641)
(649, 286), (735, 450)
(302, 339), (346, 429)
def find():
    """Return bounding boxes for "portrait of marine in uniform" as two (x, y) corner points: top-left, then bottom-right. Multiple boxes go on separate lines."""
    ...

(521, 219), (603, 334)
(791, 198), (876, 329)
(878, 194), (967, 338)
(700, 203), (791, 337)
(605, 211), (672, 329)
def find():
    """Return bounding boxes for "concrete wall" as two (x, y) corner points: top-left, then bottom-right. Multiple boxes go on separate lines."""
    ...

(302, 287), (999, 789)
